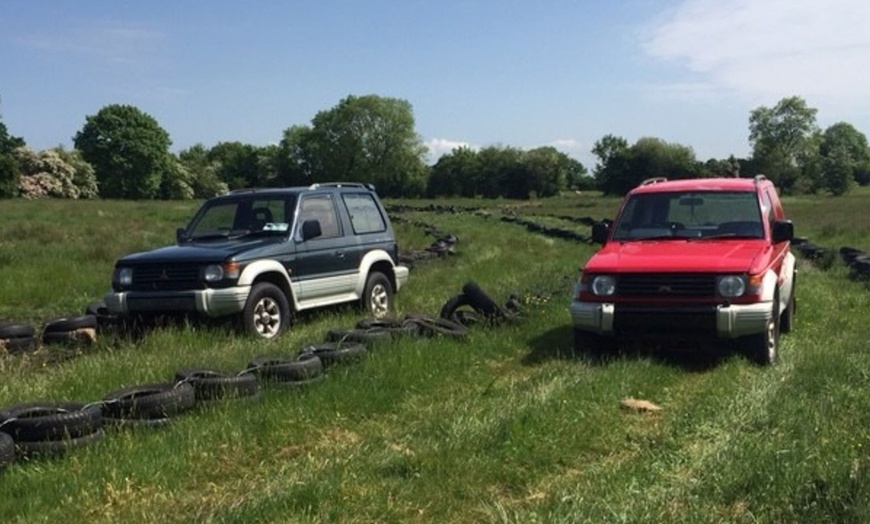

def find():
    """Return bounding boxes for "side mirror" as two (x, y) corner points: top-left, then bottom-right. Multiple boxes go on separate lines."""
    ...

(591, 222), (610, 244)
(772, 219), (794, 244)
(176, 227), (188, 244)
(301, 219), (322, 241)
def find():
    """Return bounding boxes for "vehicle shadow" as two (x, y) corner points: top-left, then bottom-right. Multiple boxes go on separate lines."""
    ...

(523, 325), (732, 372)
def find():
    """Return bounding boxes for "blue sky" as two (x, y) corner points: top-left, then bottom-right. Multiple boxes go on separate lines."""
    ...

(2, 0), (869, 169)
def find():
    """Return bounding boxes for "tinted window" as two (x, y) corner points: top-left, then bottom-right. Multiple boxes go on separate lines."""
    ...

(298, 194), (341, 238)
(342, 193), (386, 234)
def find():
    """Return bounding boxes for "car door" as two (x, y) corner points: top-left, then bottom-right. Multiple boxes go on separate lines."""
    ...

(294, 193), (357, 302)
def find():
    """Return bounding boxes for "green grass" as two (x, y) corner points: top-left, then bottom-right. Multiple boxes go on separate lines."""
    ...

(1, 189), (870, 523)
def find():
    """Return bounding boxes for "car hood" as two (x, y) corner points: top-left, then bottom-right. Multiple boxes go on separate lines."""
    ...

(116, 238), (284, 265)
(585, 239), (767, 273)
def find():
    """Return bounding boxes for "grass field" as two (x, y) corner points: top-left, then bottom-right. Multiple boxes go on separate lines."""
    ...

(1, 188), (869, 523)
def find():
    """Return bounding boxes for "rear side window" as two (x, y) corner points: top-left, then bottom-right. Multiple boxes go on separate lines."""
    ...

(298, 194), (342, 238)
(342, 193), (387, 234)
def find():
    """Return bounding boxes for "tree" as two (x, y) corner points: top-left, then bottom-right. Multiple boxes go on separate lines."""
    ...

(427, 146), (479, 197)
(522, 146), (572, 198)
(177, 144), (228, 198)
(278, 95), (429, 197)
(819, 122), (870, 191)
(0, 97), (25, 197)
(14, 146), (98, 199)
(822, 145), (855, 196)
(594, 135), (700, 195)
(73, 104), (175, 199)
(748, 96), (820, 193)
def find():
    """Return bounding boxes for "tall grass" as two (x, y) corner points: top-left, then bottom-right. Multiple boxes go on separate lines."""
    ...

(0, 189), (869, 523)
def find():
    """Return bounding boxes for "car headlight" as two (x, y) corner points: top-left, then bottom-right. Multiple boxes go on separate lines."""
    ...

(717, 275), (746, 298)
(116, 267), (133, 287)
(591, 275), (616, 296)
(203, 264), (224, 282)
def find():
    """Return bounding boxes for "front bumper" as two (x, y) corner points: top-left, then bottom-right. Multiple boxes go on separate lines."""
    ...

(105, 286), (250, 318)
(395, 265), (410, 292)
(570, 299), (772, 339)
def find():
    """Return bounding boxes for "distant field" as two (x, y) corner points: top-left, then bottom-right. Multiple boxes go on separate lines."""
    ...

(0, 188), (869, 523)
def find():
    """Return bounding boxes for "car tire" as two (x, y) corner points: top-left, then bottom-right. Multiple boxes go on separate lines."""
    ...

(0, 322), (34, 339)
(405, 316), (469, 338)
(243, 282), (291, 339)
(248, 352), (324, 383)
(43, 315), (98, 333)
(2, 336), (39, 354)
(0, 402), (103, 441)
(462, 281), (506, 319)
(780, 277), (796, 334)
(15, 429), (105, 458)
(301, 342), (367, 368)
(362, 272), (393, 318)
(174, 369), (260, 402)
(102, 382), (196, 422)
(745, 293), (780, 366)
(0, 432), (13, 470)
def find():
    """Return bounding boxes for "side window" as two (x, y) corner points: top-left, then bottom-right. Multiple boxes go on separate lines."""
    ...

(761, 191), (774, 231)
(341, 193), (387, 234)
(298, 194), (341, 238)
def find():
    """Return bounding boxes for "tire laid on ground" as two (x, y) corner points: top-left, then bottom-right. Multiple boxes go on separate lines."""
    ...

(326, 327), (394, 345)
(1, 336), (39, 354)
(243, 282), (291, 339)
(248, 353), (324, 383)
(102, 382), (196, 423)
(42, 329), (97, 347)
(462, 281), (506, 319)
(362, 272), (393, 318)
(744, 293), (780, 366)
(0, 432), (15, 470)
(174, 369), (260, 402)
(301, 342), (367, 368)
(439, 294), (470, 320)
(406, 316), (469, 338)
(0, 322), (34, 339)
(43, 315), (98, 333)
(355, 317), (419, 337)
(15, 429), (105, 458)
(0, 402), (103, 441)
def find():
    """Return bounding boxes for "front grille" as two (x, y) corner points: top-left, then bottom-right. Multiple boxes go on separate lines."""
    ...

(613, 306), (717, 336)
(131, 264), (202, 292)
(617, 273), (716, 298)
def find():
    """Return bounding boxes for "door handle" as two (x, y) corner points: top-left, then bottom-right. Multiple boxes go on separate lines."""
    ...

(334, 251), (345, 258)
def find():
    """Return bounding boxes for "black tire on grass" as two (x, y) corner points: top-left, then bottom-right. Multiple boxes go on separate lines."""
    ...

(0, 402), (103, 441)
(301, 342), (367, 368)
(406, 316), (469, 338)
(1, 336), (39, 354)
(43, 315), (98, 333)
(326, 327), (393, 345)
(248, 353), (324, 382)
(0, 322), (35, 339)
(42, 329), (96, 347)
(102, 382), (196, 421)
(15, 429), (105, 458)
(439, 293), (470, 320)
(174, 369), (260, 402)
(461, 281), (506, 319)
(0, 432), (14, 470)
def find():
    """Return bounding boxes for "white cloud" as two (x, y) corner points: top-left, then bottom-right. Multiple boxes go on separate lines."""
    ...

(15, 22), (165, 67)
(424, 138), (478, 164)
(642, 0), (870, 107)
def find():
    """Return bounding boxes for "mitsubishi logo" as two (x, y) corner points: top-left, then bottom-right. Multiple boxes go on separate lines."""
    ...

(658, 285), (673, 293)
(158, 269), (169, 281)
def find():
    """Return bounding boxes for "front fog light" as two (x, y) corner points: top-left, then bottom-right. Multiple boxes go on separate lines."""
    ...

(717, 275), (746, 297)
(204, 264), (224, 282)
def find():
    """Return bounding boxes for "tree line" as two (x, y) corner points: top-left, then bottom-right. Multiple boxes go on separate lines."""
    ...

(1, 94), (868, 200)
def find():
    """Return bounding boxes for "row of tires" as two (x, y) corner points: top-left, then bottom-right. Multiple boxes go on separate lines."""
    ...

(792, 237), (870, 279)
(0, 281), (520, 474)
(0, 310), (108, 355)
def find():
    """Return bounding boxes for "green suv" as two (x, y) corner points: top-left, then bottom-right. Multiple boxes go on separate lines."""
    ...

(105, 183), (409, 339)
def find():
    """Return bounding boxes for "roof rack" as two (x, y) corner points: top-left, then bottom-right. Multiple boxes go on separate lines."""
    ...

(307, 182), (377, 191)
(640, 177), (668, 186)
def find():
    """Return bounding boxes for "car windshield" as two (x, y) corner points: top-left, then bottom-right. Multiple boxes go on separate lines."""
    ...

(185, 196), (296, 241)
(611, 190), (764, 241)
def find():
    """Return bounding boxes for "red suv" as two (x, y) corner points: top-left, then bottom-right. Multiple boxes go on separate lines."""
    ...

(570, 176), (796, 364)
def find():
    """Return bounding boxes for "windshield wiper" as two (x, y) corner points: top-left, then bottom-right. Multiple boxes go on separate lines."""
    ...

(691, 234), (762, 241)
